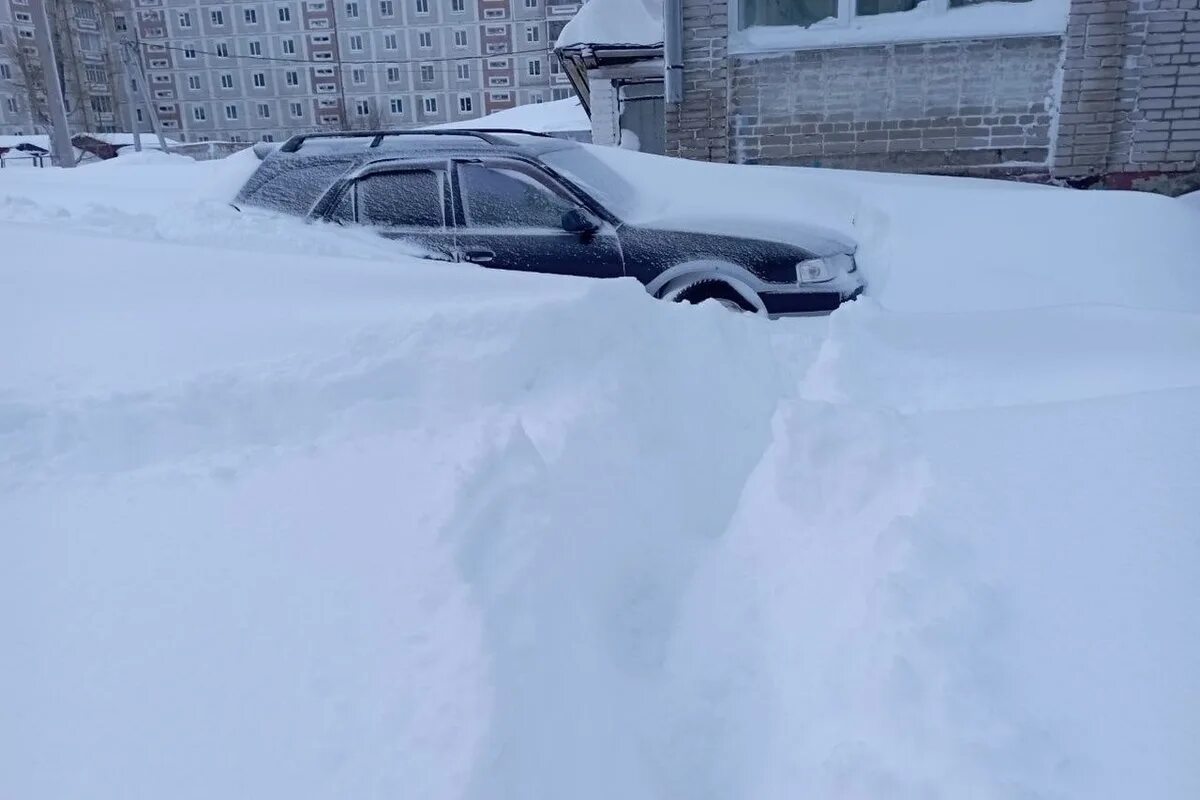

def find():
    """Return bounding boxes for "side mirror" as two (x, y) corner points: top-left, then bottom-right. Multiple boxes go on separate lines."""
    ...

(561, 207), (600, 236)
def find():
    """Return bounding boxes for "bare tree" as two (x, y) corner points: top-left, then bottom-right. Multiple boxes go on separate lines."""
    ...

(5, 40), (51, 131)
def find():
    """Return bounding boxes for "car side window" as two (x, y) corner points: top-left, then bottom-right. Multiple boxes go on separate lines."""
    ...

(459, 163), (576, 229)
(357, 170), (445, 228)
(328, 186), (355, 224)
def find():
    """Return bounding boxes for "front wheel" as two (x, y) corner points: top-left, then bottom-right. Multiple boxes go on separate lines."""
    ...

(671, 278), (759, 313)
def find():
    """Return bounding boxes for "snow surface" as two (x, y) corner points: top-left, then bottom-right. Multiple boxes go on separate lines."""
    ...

(555, 0), (663, 48)
(433, 97), (591, 134)
(731, 0), (1069, 53)
(3, 154), (1199, 800)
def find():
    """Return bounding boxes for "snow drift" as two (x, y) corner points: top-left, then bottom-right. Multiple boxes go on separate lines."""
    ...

(2, 154), (1198, 800)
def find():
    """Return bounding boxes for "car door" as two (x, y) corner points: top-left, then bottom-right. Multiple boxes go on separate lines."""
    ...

(450, 158), (623, 279)
(336, 162), (458, 260)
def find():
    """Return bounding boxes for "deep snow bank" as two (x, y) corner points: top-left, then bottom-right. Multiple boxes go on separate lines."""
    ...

(3, 155), (1199, 800)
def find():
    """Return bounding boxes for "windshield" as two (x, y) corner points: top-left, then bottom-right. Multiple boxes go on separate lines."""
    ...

(540, 148), (637, 221)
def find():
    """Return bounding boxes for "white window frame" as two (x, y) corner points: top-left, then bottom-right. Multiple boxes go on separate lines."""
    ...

(525, 25), (539, 43)
(187, 74), (201, 89)
(457, 94), (472, 113)
(379, 0), (393, 15)
(286, 70), (299, 85)
(192, 105), (207, 121)
(390, 97), (403, 113)
(453, 29), (467, 47)
(352, 67), (366, 83)
(415, 0), (429, 13)
(345, 1), (359, 17)
(225, 104), (238, 119)
(252, 72), (266, 87)
(423, 96), (437, 114)
(386, 66), (401, 81)
(244, 7), (258, 24)
(210, 9), (224, 25)
(455, 62), (470, 80)
(278, 5), (292, 22)
(282, 38), (296, 54)
(178, 10), (191, 27)
(384, 33), (398, 49)
(290, 101), (304, 116)
(420, 64), (434, 82)
(349, 34), (363, 50)
(258, 102), (271, 117)
(220, 73), (234, 88)
(418, 30), (432, 48)
(729, 0), (1066, 54)
(450, 0), (464, 11)
(527, 58), (541, 76)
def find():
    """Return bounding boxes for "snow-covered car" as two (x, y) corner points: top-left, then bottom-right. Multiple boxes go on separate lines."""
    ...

(235, 130), (864, 314)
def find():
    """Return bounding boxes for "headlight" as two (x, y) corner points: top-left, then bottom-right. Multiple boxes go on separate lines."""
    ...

(797, 258), (835, 284)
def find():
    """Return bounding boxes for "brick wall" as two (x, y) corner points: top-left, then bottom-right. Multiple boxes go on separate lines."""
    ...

(727, 38), (1061, 170)
(1054, 0), (1200, 185)
(664, 0), (730, 161)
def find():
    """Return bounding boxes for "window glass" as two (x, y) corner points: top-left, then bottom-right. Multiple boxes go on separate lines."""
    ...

(358, 170), (443, 227)
(741, 0), (836, 27)
(856, 0), (917, 14)
(460, 164), (575, 229)
(329, 187), (355, 223)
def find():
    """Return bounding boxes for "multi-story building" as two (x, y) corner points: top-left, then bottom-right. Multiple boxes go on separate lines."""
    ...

(0, 0), (137, 135)
(2, 0), (581, 140)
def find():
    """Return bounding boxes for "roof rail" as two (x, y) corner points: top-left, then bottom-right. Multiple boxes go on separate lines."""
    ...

(279, 128), (555, 153)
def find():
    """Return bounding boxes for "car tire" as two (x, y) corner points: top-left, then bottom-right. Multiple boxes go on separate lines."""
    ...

(672, 278), (759, 313)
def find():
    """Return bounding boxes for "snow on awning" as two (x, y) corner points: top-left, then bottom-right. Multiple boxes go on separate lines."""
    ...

(555, 0), (664, 49)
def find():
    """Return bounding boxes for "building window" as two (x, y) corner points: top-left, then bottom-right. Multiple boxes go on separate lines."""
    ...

(136, 108), (144, 122)
(423, 96), (437, 114)
(456, 62), (470, 80)
(420, 64), (434, 82)
(525, 25), (539, 43)
(527, 59), (541, 76)
(211, 9), (224, 25)
(551, 87), (570, 100)
(85, 65), (107, 83)
(490, 91), (511, 101)
(225, 104), (238, 119)
(89, 95), (113, 113)
(451, 0), (464, 10)
(352, 67), (366, 83)
(485, 25), (506, 36)
(418, 31), (432, 48)
(524, 0), (537, 6)
(258, 102), (271, 117)
(386, 66), (401, 81)
(249, 40), (262, 55)
(282, 38), (296, 54)
(549, 56), (561, 74)
(530, 91), (543, 103)
(384, 33), (397, 49)
(454, 29), (467, 47)
(458, 95), (471, 113)
(192, 105), (206, 120)
(356, 99), (369, 115)
(253, 72), (266, 87)
(349, 34), (363, 50)
(215, 42), (229, 57)
(78, 32), (101, 52)
(390, 97), (403, 113)
(484, 7), (506, 18)
(345, 1), (358, 17)
(6, 97), (19, 113)
(737, 0), (1026, 34)
(114, 14), (127, 31)
(286, 70), (299, 85)
(244, 8), (258, 24)
(278, 5), (292, 21)
(290, 101), (304, 116)
(415, 0), (429, 13)
(1, 64), (11, 80)
(379, 0), (393, 15)
(178, 10), (191, 27)
(218, 73), (232, 88)
(188, 74), (201, 89)
(183, 46), (196, 59)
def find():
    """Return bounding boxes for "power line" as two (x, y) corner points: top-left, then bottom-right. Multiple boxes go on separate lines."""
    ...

(148, 40), (560, 68)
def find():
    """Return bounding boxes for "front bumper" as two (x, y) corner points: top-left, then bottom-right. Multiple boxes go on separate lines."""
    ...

(760, 253), (864, 316)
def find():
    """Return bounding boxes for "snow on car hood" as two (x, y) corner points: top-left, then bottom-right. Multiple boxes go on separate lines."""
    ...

(550, 145), (863, 256)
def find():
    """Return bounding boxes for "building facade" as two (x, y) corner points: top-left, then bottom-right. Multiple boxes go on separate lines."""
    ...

(0, 0), (137, 135)
(667, 0), (1200, 190)
(1, 0), (581, 140)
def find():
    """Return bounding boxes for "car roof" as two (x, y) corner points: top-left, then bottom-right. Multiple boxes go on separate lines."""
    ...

(235, 129), (577, 214)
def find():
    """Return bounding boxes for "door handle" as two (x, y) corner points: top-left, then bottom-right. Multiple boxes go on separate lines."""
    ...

(463, 249), (494, 263)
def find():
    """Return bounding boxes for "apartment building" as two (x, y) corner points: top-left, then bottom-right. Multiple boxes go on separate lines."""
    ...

(1, 0), (581, 140)
(0, 0), (137, 135)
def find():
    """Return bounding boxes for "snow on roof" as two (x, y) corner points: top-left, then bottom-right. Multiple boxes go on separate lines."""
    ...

(555, 0), (663, 49)
(0, 134), (51, 150)
(433, 97), (590, 133)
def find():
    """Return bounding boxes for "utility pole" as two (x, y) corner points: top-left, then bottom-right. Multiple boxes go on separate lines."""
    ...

(116, 43), (143, 151)
(122, 38), (168, 151)
(29, 0), (75, 168)
(111, 42), (140, 151)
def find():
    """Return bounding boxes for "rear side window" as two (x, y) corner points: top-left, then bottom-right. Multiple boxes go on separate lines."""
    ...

(458, 164), (575, 228)
(357, 170), (444, 228)
(240, 159), (352, 215)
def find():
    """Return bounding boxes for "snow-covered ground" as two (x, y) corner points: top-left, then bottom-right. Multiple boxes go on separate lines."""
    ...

(2, 152), (1199, 800)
